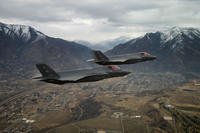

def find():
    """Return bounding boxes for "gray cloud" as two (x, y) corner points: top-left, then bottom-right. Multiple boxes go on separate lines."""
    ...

(0, 0), (199, 42)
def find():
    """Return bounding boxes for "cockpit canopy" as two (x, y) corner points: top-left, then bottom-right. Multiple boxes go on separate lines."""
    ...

(139, 52), (151, 57)
(107, 65), (121, 71)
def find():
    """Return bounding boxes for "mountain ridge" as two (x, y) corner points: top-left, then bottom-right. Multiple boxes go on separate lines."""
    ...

(0, 22), (46, 43)
(75, 36), (131, 51)
(1, 22), (200, 78)
(0, 22), (93, 78)
(106, 27), (200, 73)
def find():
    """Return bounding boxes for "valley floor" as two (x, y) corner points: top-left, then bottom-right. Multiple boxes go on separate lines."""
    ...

(0, 74), (200, 133)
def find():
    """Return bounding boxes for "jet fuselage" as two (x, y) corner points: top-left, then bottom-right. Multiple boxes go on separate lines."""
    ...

(93, 51), (156, 65)
(35, 64), (130, 85)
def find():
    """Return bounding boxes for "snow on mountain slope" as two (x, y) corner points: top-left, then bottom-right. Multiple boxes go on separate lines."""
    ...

(106, 27), (200, 73)
(0, 22), (46, 43)
(161, 27), (200, 42)
(0, 22), (93, 78)
(160, 27), (200, 51)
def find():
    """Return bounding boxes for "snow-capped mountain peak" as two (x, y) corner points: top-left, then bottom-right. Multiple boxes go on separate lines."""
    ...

(159, 27), (200, 51)
(0, 22), (46, 43)
(161, 27), (200, 42)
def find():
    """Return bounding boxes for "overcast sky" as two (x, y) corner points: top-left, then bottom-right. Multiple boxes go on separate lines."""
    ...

(0, 0), (199, 42)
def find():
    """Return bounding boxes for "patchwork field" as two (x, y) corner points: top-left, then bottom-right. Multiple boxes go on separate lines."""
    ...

(0, 78), (200, 133)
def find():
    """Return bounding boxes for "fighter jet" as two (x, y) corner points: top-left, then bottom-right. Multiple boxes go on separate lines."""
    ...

(88, 50), (156, 65)
(33, 64), (130, 84)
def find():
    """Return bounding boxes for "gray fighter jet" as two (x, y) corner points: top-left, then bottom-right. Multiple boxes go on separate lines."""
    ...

(88, 50), (156, 65)
(34, 64), (130, 84)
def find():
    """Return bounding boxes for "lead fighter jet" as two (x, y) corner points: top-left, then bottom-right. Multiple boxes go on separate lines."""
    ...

(88, 50), (156, 65)
(34, 64), (130, 84)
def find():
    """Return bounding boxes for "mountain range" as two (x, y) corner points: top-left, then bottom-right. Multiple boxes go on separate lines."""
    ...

(106, 27), (200, 74)
(0, 22), (200, 79)
(0, 22), (92, 78)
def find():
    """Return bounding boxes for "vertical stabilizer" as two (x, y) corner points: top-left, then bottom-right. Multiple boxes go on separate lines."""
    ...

(93, 50), (109, 61)
(36, 64), (60, 79)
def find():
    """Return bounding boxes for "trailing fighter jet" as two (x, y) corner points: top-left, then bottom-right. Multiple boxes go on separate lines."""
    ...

(33, 64), (130, 84)
(88, 50), (156, 65)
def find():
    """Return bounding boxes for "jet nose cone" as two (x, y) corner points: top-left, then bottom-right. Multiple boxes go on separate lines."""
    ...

(151, 56), (157, 60)
(123, 71), (131, 75)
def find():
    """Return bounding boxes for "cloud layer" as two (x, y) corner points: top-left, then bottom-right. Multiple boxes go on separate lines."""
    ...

(0, 0), (200, 42)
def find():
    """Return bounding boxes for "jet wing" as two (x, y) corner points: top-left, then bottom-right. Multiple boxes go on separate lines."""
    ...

(59, 70), (106, 81)
(109, 57), (142, 62)
(59, 75), (84, 81)
(109, 55), (141, 62)
(110, 59), (128, 62)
